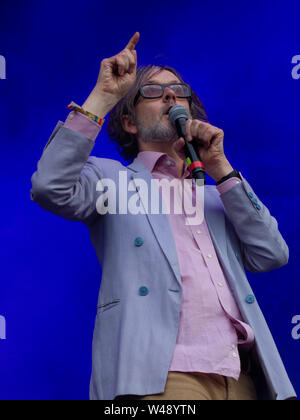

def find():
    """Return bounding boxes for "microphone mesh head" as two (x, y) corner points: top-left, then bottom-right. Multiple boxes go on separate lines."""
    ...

(168, 105), (189, 125)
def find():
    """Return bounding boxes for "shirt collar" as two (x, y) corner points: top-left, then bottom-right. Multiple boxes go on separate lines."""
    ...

(137, 150), (191, 178)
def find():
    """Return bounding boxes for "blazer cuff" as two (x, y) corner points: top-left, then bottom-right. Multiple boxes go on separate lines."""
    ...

(216, 176), (243, 195)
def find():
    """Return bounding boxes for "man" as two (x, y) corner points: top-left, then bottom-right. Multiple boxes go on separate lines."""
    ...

(31, 32), (296, 400)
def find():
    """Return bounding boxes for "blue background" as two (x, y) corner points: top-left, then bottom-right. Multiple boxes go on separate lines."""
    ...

(0, 0), (299, 400)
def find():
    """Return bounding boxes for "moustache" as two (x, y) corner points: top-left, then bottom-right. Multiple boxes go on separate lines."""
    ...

(159, 106), (175, 121)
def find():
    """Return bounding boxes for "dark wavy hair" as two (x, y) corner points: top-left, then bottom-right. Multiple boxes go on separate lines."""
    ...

(107, 65), (208, 162)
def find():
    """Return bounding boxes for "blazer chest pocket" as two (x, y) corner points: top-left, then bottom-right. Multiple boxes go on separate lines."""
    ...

(97, 299), (120, 314)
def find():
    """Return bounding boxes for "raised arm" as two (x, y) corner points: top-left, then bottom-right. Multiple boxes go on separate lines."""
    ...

(82, 31), (140, 118)
(30, 33), (140, 225)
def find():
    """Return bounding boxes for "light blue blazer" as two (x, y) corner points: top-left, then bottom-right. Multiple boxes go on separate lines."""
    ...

(31, 123), (297, 400)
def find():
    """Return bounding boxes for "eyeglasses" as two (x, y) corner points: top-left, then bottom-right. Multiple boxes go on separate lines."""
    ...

(134, 83), (192, 104)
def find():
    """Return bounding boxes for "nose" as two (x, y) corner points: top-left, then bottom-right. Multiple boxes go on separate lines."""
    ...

(162, 86), (177, 103)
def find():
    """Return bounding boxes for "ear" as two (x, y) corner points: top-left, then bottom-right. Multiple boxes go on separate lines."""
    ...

(122, 114), (138, 135)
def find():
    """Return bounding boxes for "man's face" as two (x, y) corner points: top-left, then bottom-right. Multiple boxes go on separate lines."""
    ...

(134, 69), (191, 143)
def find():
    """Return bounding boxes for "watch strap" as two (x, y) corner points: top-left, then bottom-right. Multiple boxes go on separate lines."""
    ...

(216, 169), (242, 185)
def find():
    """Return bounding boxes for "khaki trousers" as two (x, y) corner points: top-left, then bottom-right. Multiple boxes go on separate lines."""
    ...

(115, 371), (257, 401)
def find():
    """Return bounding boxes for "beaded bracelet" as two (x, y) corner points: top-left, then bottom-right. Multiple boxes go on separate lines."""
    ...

(67, 101), (105, 127)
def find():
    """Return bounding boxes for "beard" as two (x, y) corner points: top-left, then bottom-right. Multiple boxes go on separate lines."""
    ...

(136, 114), (178, 143)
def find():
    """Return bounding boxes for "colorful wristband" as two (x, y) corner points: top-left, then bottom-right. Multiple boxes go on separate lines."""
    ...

(67, 101), (105, 127)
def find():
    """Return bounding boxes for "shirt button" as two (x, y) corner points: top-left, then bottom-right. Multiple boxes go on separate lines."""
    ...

(232, 352), (237, 358)
(166, 160), (172, 166)
(217, 282), (223, 287)
(139, 286), (149, 296)
(69, 113), (74, 120)
(134, 237), (144, 247)
(232, 344), (236, 349)
(207, 254), (213, 259)
(196, 229), (202, 234)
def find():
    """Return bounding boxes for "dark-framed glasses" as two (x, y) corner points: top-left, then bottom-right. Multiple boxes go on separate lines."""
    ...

(135, 83), (192, 104)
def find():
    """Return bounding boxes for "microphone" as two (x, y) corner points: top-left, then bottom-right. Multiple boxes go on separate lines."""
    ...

(168, 105), (206, 183)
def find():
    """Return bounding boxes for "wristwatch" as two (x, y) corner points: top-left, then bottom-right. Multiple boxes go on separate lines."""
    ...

(216, 169), (242, 186)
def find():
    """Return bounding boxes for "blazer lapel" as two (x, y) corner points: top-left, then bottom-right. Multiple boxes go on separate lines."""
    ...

(127, 158), (182, 288)
(126, 159), (229, 286)
(204, 188), (228, 265)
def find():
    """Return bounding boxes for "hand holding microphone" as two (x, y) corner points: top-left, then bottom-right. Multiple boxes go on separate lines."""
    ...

(169, 106), (206, 182)
(169, 106), (234, 183)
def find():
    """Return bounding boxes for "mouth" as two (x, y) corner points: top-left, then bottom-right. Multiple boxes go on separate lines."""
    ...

(164, 105), (174, 115)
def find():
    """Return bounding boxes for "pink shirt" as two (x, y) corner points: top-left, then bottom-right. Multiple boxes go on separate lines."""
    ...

(137, 152), (254, 380)
(64, 112), (255, 380)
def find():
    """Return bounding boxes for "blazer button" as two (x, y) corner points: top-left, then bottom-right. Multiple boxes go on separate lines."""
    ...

(134, 237), (144, 247)
(245, 294), (255, 304)
(139, 286), (149, 296)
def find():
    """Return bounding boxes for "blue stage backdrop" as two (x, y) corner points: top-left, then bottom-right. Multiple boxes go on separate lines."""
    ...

(0, 0), (299, 400)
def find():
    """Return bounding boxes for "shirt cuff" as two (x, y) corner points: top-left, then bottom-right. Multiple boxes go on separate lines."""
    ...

(216, 175), (243, 195)
(64, 111), (102, 141)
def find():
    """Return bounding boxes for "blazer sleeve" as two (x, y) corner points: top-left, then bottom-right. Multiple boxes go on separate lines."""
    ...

(30, 122), (103, 226)
(220, 179), (289, 273)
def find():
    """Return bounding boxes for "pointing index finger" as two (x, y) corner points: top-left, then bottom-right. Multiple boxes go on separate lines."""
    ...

(125, 32), (140, 51)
